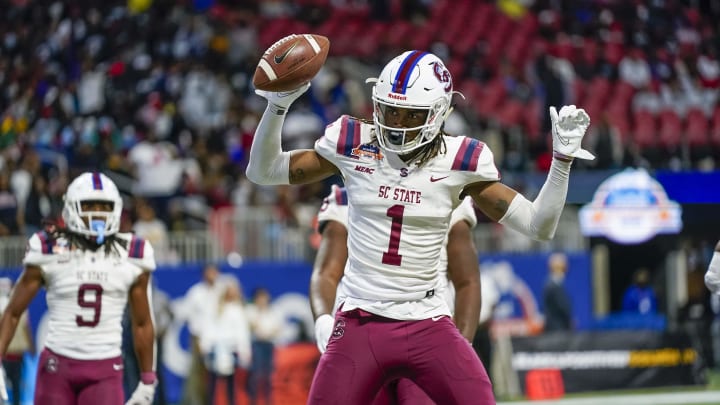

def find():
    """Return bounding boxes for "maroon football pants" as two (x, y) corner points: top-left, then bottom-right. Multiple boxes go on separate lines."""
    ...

(34, 348), (124, 405)
(308, 309), (495, 405)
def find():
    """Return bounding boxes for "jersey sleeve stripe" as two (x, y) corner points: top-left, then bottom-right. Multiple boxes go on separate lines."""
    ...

(334, 186), (348, 205)
(392, 51), (428, 94)
(336, 115), (361, 157)
(128, 236), (145, 259)
(36, 231), (54, 254)
(451, 138), (484, 171)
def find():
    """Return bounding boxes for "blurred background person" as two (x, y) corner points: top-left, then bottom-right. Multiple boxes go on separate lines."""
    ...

(0, 277), (33, 405)
(472, 271), (500, 380)
(181, 264), (230, 405)
(152, 279), (174, 405)
(543, 252), (573, 332)
(246, 287), (283, 405)
(200, 281), (252, 405)
(133, 198), (172, 264)
(622, 268), (658, 315)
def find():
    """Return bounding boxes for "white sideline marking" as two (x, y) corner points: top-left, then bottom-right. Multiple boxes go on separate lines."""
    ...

(498, 390), (720, 405)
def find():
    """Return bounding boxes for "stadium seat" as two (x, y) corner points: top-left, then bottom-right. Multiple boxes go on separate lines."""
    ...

(495, 99), (525, 129)
(605, 108), (631, 143)
(685, 108), (709, 148)
(711, 106), (720, 148)
(474, 78), (507, 118)
(658, 109), (683, 149)
(523, 98), (543, 143)
(631, 110), (658, 149)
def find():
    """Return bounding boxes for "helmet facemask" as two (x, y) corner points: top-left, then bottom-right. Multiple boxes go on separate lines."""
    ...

(372, 97), (450, 154)
(369, 51), (454, 155)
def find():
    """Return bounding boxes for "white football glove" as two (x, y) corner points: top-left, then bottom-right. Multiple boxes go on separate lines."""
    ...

(549, 105), (595, 160)
(255, 83), (311, 110)
(314, 314), (335, 354)
(0, 365), (7, 402)
(125, 381), (156, 405)
(705, 252), (720, 295)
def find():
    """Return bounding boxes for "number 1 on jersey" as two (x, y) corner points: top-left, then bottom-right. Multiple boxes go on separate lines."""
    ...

(382, 204), (404, 266)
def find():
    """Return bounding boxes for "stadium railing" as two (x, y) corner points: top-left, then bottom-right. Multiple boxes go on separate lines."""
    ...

(0, 206), (587, 268)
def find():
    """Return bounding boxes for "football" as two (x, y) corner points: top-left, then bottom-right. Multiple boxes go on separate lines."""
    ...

(253, 34), (330, 92)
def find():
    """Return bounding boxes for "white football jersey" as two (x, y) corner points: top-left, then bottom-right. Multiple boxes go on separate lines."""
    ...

(23, 231), (156, 360)
(318, 186), (477, 315)
(315, 115), (498, 319)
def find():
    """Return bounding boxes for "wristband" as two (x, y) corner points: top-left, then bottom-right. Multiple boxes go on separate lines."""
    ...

(269, 104), (287, 115)
(140, 371), (157, 385)
(553, 151), (574, 163)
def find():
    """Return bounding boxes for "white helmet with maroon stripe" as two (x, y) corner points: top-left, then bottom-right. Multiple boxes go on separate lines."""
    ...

(62, 172), (122, 242)
(368, 51), (454, 154)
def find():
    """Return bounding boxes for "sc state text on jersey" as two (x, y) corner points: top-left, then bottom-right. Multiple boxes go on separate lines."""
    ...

(76, 270), (109, 282)
(378, 185), (422, 204)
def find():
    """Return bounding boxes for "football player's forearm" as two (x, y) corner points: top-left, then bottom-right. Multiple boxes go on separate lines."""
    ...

(246, 106), (291, 185)
(0, 314), (20, 357)
(453, 281), (481, 342)
(499, 158), (572, 241)
(310, 274), (339, 319)
(133, 322), (156, 372)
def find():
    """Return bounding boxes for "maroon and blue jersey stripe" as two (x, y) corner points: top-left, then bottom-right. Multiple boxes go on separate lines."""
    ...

(392, 51), (428, 94)
(35, 231), (55, 254)
(334, 186), (348, 206)
(451, 138), (485, 171)
(336, 116), (362, 158)
(128, 236), (145, 259)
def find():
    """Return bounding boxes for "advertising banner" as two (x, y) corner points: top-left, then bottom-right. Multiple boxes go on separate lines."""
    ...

(579, 168), (682, 244)
(511, 330), (705, 394)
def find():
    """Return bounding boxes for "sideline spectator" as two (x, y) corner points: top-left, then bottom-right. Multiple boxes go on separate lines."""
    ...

(543, 253), (573, 332)
(622, 268), (658, 315)
(200, 282), (252, 405)
(0, 278), (33, 405)
(245, 287), (283, 405)
(181, 264), (230, 405)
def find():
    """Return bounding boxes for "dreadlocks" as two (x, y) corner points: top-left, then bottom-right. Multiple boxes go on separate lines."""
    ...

(43, 222), (128, 256)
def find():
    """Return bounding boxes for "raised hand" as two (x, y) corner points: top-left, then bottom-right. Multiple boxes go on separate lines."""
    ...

(549, 105), (595, 160)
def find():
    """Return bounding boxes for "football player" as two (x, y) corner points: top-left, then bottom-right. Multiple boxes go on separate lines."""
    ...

(247, 50), (594, 404)
(311, 185), (482, 404)
(0, 172), (157, 405)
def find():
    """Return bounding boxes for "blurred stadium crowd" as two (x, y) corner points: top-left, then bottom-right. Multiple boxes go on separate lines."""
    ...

(0, 0), (719, 245)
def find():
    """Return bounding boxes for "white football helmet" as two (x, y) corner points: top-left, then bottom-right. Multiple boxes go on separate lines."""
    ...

(62, 172), (122, 242)
(369, 51), (454, 154)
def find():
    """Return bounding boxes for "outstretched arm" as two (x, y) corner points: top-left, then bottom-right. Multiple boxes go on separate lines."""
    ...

(465, 157), (572, 241)
(446, 220), (481, 342)
(0, 266), (43, 357)
(465, 105), (593, 241)
(246, 85), (339, 185)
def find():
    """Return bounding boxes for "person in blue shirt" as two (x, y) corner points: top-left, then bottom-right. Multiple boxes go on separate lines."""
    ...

(622, 268), (658, 315)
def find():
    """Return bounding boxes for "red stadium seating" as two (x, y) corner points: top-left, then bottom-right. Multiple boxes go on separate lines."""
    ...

(658, 109), (683, 149)
(685, 108), (709, 148)
(632, 110), (658, 149)
(474, 78), (507, 118)
(711, 106), (720, 148)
